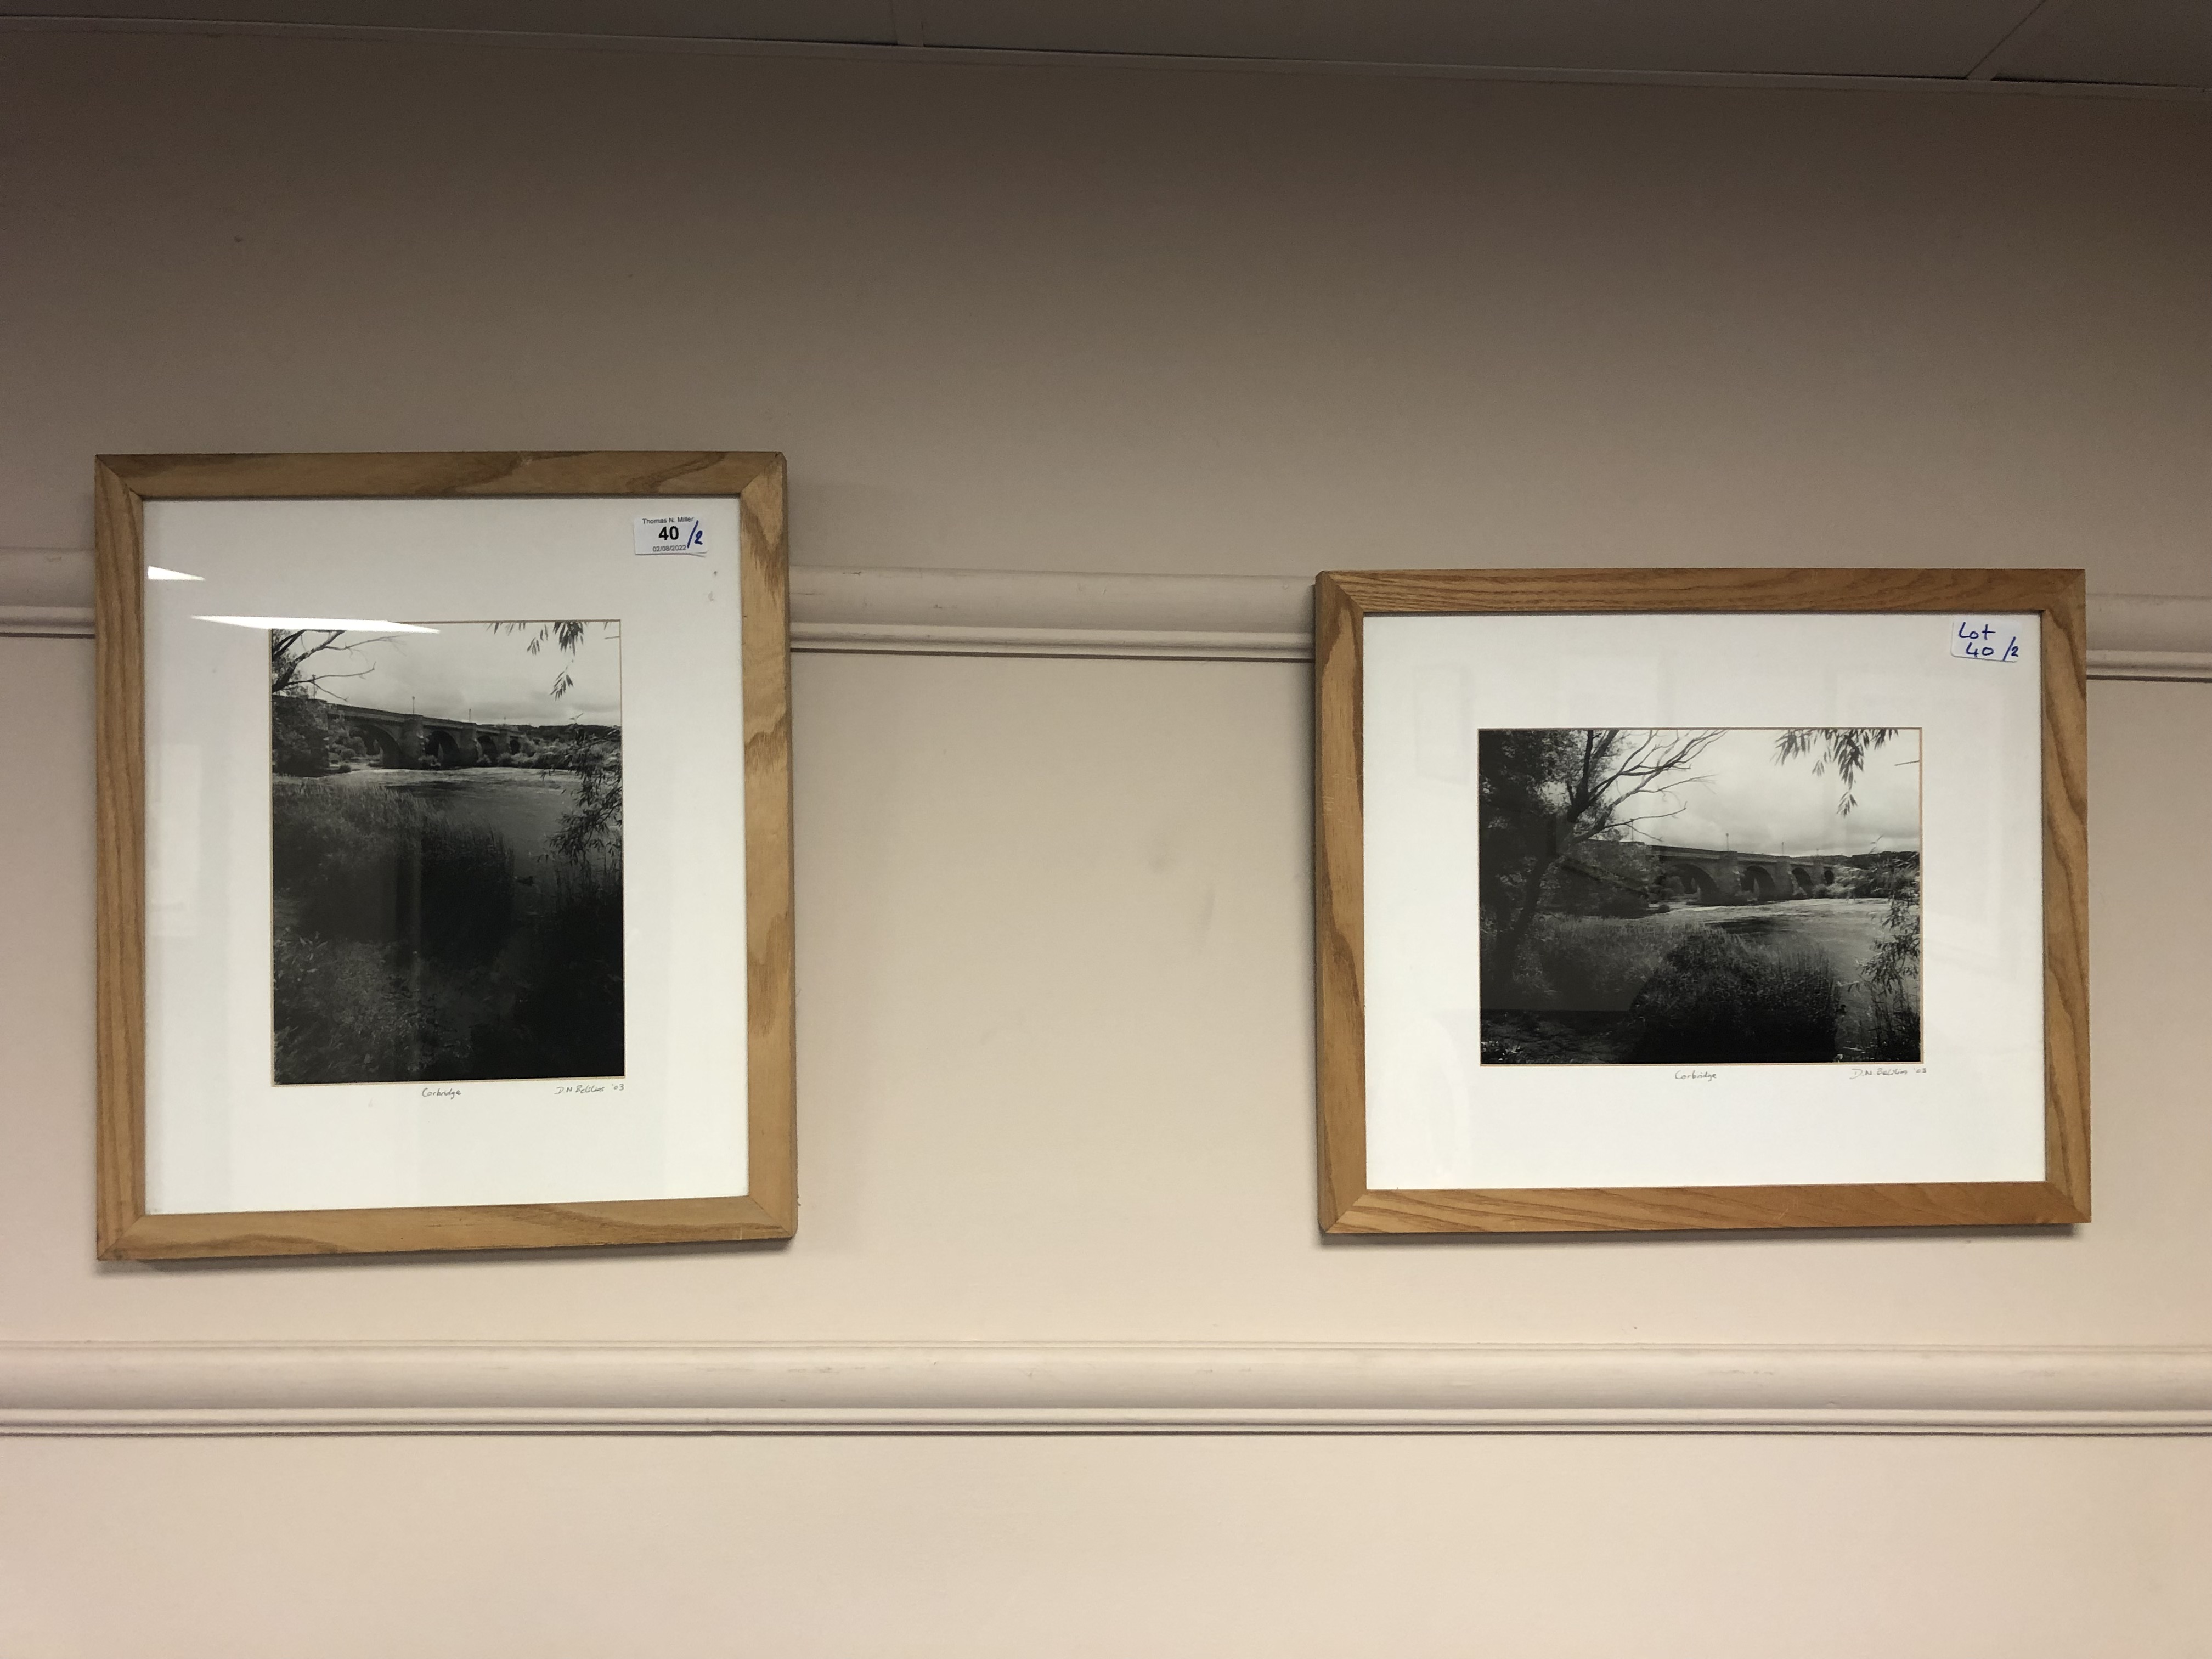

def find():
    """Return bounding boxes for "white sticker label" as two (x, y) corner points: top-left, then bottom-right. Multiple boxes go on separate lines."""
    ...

(1950, 619), (2023, 664)
(635, 515), (707, 556)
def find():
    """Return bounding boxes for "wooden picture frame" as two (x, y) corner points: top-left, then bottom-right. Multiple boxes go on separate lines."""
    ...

(95, 452), (795, 1257)
(1314, 568), (2089, 1233)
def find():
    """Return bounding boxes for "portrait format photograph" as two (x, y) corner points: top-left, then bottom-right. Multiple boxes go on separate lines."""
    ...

(93, 452), (796, 1259)
(1314, 569), (2089, 1235)
(269, 619), (627, 1087)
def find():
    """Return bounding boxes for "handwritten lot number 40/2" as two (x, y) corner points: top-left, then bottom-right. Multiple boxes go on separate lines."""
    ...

(1951, 620), (2021, 663)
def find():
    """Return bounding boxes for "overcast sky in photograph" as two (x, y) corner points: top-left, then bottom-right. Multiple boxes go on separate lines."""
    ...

(1612, 727), (1921, 855)
(294, 622), (622, 725)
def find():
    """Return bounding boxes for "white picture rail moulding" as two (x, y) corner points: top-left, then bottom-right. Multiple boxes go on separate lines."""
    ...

(3, 1341), (2210, 1437)
(6, 552), (2211, 679)
(7, 548), (2208, 1437)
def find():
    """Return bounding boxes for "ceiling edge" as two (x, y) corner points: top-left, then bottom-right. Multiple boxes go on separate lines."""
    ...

(2, 13), (2205, 101)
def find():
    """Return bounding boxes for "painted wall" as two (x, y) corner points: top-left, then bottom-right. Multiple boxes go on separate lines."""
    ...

(2, 32), (2208, 1658)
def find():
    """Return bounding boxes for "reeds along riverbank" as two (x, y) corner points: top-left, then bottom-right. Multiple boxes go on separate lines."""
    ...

(1481, 899), (1921, 1066)
(270, 777), (623, 1085)
(1622, 930), (1843, 1064)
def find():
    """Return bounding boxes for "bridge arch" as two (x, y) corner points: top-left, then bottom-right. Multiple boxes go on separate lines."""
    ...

(423, 726), (467, 768)
(1738, 864), (1779, 900)
(1661, 861), (1719, 904)
(1791, 864), (1819, 895)
(349, 720), (411, 768)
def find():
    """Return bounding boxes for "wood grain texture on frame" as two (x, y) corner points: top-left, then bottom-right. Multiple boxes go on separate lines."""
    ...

(93, 452), (795, 1259)
(1313, 568), (2090, 1235)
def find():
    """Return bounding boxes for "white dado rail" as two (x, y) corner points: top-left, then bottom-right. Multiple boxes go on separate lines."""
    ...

(3, 1342), (2210, 1437)
(4, 551), (2210, 679)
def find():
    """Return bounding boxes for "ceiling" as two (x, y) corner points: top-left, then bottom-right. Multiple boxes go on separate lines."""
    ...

(3, 0), (2208, 93)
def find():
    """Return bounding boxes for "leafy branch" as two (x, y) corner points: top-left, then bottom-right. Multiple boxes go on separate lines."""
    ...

(1773, 727), (1904, 816)
(487, 621), (604, 700)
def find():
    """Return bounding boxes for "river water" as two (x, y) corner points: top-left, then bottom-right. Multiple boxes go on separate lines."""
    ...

(319, 766), (592, 919)
(277, 765), (622, 1082)
(1640, 895), (1898, 981)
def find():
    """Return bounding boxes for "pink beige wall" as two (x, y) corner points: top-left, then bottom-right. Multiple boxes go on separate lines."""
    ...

(2, 31), (2208, 1657)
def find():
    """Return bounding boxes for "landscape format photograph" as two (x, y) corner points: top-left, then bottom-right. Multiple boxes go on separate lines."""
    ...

(268, 619), (624, 1085)
(1479, 726), (1922, 1066)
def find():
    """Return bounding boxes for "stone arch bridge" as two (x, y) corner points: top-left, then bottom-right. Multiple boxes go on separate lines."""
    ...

(1645, 843), (1845, 904)
(323, 702), (535, 769)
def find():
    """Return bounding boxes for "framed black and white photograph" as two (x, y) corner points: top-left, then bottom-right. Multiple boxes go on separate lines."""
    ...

(1314, 569), (2089, 1234)
(95, 452), (795, 1258)
(269, 619), (628, 1087)
(1476, 725), (1923, 1069)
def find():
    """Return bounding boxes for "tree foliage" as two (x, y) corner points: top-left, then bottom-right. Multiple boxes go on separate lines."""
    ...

(269, 628), (397, 699)
(551, 747), (623, 866)
(1480, 727), (1725, 989)
(1771, 727), (1902, 817)
(487, 621), (598, 700)
(270, 630), (394, 774)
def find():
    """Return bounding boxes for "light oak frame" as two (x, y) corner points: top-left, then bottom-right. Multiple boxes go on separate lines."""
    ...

(1314, 568), (2090, 1234)
(94, 452), (797, 1258)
